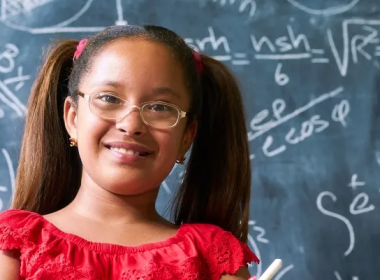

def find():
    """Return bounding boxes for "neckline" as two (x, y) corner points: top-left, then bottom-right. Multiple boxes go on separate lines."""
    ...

(26, 210), (188, 255)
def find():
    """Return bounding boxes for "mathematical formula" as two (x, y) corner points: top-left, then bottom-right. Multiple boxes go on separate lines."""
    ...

(316, 174), (376, 278)
(185, 19), (380, 86)
(247, 87), (350, 159)
(0, 44), (28, 118)
(317, 174), (375, 257)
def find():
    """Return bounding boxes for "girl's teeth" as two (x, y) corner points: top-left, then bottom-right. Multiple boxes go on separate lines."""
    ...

(110, 147), (139, 155)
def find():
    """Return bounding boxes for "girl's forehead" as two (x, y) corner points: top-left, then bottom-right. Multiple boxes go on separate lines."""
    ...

(88, 40), (182, 82)
(94, 38), (174, 63)
(81, 38), (189, 101)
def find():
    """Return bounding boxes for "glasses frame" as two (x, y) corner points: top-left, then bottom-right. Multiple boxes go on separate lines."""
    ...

(77, 91), (187, 128)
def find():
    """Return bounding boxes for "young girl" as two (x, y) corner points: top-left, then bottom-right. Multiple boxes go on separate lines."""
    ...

(0, 25), (259, 279)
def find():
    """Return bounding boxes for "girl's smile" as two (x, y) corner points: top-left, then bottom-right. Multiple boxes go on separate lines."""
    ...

(104, 141), (154, 164)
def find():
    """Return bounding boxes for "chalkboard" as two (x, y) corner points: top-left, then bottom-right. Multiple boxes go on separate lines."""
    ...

(0, 0), (379, 278)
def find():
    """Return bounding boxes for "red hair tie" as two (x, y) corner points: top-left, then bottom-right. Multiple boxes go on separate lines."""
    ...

(192, 50), (203, 75)
(73, 39), (88, 60)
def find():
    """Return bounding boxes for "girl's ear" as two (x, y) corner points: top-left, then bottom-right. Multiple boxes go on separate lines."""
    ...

(64, 96), (78, 140)
(178, 120), (197, 159)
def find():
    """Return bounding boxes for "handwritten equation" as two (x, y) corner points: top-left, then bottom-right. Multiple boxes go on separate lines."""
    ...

(247, 86), (349, 159)
(185, 19), (380, 86)
(317, 173), (376, 279)
(0, 44), (28, 119)
(317, 174), (376, 257)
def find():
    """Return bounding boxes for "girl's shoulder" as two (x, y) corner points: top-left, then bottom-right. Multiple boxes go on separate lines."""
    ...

(0, 208), (38, 222)
(182, 222), (260, 266)
(0, 209), (42, 252)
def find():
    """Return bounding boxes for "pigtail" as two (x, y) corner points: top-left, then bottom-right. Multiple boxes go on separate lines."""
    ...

(12, 40), (82, 214)
(172, 56), (251, 242)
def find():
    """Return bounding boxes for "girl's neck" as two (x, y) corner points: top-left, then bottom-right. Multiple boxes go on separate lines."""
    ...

(65, 179), (165, 226)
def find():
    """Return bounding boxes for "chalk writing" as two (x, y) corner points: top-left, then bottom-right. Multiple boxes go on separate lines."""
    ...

(0, 44), (28, 118)
(334, 271), (359, 280)
(0, 1), (378, 278)
(316, 174), (375, 257)
(251, 25), (311, 58)
(249, 20), (380, 84)
(248, 87), (347, 159)
(287, 0), (360, 16)
(115, 0), (127, 25)
(273, 264), (294, 280)
(376, 45), (380, 56)
(185, 27), (250, 65)
(212, 0), (256, 18)
(316, 191), (355, 256)
(247, 220), (268, 277)
(247, 220), (295, 279)
(1, 0), (104, 34)
(331, 99), (350, 127)
(0, 185), (5, 211)
(274, 63), (289, 86)
(327, 19), (380, 76)
(249, 220), (269, 244)
(0, 148), (14, 211)
(0, 0), (57, 21)
(183, 19), (380, 84)
(347, 174), (365, 190)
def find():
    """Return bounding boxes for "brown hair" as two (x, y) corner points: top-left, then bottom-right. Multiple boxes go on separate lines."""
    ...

(12, 25), (252, 242)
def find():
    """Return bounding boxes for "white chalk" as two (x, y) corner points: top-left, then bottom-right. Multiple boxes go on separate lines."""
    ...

(259, 259), (283, 280)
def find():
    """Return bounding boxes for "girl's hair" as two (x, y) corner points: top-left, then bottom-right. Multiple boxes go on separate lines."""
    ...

(12, 25), (252, 242)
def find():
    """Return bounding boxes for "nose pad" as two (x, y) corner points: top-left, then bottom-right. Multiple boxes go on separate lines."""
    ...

(116, 105), (140, 121)
(115, 105), (147, 135)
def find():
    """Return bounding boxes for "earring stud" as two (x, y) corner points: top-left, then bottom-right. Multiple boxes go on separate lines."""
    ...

(69, 137), (77, 147)
(176, 156), (186, 165)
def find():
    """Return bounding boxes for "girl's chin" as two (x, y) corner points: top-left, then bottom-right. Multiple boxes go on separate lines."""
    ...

(102, 184), (159, 197)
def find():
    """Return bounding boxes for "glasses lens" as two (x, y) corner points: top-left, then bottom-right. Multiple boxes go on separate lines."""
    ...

(90, 93), (126, 119)
(142, 102), (179, 128)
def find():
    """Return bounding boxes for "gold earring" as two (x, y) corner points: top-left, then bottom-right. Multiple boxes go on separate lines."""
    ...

(69, 137), (77, 147)
(176, 156), (186, 165)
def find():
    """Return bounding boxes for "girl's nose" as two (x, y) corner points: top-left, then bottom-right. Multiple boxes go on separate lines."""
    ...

(115, 109), (147, 136)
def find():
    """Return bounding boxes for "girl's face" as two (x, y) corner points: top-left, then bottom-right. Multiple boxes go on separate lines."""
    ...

(64, 38), (196, 195)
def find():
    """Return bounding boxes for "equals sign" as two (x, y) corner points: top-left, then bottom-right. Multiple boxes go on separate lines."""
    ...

(232, 53), (250, 65)
(310, 49), (330, 63)
(212, 54), (232, 62)
(375, 46), (380, 57)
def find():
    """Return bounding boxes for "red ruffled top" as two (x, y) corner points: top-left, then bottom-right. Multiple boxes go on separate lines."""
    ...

(0, 210), (259, 280)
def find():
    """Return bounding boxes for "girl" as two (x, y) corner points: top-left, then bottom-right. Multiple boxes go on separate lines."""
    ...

(0, 25), (259, 279)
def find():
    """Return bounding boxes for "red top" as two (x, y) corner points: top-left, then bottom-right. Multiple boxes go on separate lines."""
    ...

(0, 210), (259, 280)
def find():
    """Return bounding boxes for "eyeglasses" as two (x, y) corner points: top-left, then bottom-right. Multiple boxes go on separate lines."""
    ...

(77, 91), (187, 129)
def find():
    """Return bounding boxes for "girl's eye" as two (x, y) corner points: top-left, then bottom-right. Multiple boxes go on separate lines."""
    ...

(97, 94), (122, 104)
(148, 103), (172, 111)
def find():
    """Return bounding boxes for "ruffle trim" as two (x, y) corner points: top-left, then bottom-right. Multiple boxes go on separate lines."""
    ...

(0, 221), (259, 280)
(204, 231), (259, 278)
(0, 225), (34, 277)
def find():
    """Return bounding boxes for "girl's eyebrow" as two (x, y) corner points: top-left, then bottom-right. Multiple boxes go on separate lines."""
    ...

(150, 87), (181, 99)
(91, 80), (123, 89)
(91, 80), (182, 99)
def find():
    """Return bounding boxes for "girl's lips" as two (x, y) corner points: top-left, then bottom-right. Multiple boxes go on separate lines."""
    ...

(103, 141), (154, 154)
(105, 146), (151, 164)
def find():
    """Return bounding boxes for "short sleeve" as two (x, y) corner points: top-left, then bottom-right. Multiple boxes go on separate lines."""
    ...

(191, 224), (260, 279)
(0, 209), (41, 276)
(0, 209), (36, 252)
